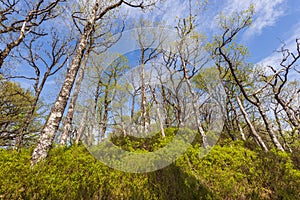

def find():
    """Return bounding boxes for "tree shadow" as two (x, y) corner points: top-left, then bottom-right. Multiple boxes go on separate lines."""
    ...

(143, 164), (215, 200)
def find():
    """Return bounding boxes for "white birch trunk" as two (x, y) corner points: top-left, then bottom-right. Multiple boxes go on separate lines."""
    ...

(60, 50), (89, 145)
(236, 96), (268, 151)
(75, 110), (88, 144)
(255, 100), (284, 151)
(31, 1), (100, 165)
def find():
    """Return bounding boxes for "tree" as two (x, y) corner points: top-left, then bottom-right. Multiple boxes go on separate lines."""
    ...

(0, 0), (63, 68)
(59, 40), (92, 146)
(31, 0), (155, 165)
(60, 15), (125, 145)
(0, 76), (40, 147)
(212, 6), (284, 151)
(7, 31), (74, 148)
(261, 39), (300, 132)
(161, 12), (210, 148)
(135, 21), (165, 135)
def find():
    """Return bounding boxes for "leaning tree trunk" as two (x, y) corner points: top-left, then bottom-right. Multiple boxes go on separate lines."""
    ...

(31, 1), (100, 165)
(60, 47), (90, 145)
(219, 46), (284, 151)
(15, 69), (51, 148)
(0, 18), (27, 68)
(236, 96), (268, 152)
(75, 109), (88, 144)
(184, 73), (208, 148)
(0, 0), (62, 68)
(191, 95), (208, 148)
(274, 104), (292, 152)
(255, 97), (284, 151)
(230, 96), (246, 141)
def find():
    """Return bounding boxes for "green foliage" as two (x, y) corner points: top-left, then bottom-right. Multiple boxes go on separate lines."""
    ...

(0, 78), (39, 147)
(178, 140), (300, 199)
(0, 130), (299, 199)
(110, 127), (178, 152)
(0, 144), (213, 200)
(192, 67), (221, 92)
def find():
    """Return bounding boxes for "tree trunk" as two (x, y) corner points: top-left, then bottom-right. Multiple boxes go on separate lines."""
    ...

(150, 86), (165, 137)
(274, 93), (299, 129)
(229, 95), (246, 141)
(0, 14), (30, 68)
(0, 0), (62, 68)
(236, 96), (268, 151)
(60, 48), (90, 145)
(15, 73), (47, 148)
(75, 110), (88, 144)
(274, 104), (292, 152)
(140, 50), (148, 134)
(184, 72), (208, 148)
(255, 98), (284, 151)
(161, 85), (171, 127)
(31, 1), (100, 165)
(130, 91), (137, 124)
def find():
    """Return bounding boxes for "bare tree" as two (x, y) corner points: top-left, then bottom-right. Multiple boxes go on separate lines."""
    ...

(213, 7), (284, 151)
(31, 0), (154, 165)
(0, 0), (63, 68)
(135, 22), (165, 134)
(9, 31), (74, 148)
(261, 39), (300, 131)
(172, 12), (210, 148)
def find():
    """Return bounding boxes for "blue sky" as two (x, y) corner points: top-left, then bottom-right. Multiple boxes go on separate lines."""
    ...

(119, 0), (300, 67)
(6, 0), (300, 106)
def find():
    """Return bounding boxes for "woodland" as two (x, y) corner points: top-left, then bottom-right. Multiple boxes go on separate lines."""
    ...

(0, 0), (299, 199)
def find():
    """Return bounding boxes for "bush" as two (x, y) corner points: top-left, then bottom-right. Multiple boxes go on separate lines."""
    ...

(177, 141), (300, 199)
(0, 132), (299, 199)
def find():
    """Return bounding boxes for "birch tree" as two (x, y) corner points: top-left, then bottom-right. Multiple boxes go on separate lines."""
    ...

(8, 31), (74, 148)
(31, 0), (154, 165)
(0, 0), (63, 68)
(212, 7), (284, 151)
(135, 22), (165, 135)
(169, 11), (210, 148)
(59, 43), (91, 145)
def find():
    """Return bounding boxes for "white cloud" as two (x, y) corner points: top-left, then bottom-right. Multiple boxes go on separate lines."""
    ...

(118, 0), (208, 29)
(257, 21), (300, 67)
(255, 21), (300, 80)
(222, 0), (286, 38)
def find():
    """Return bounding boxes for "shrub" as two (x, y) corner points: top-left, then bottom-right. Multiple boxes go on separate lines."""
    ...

(0, 131), (299, 199)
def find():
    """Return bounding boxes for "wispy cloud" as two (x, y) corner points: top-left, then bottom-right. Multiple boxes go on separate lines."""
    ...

(257, 21), (300, 67)
(255, 20), (300, 81)
(222, 0), (286, 38)
(119, 0), (207, 28)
